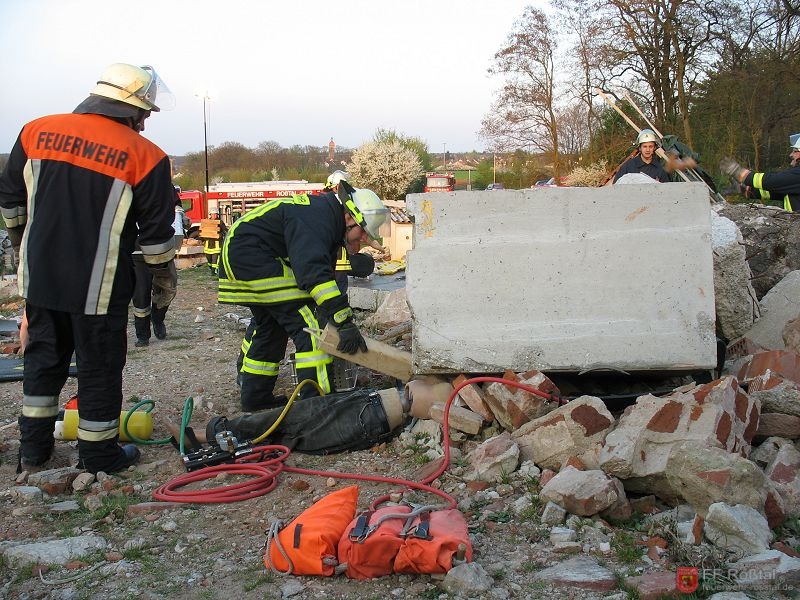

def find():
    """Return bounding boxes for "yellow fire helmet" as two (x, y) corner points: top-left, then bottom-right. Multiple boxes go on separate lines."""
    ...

(91, 63), (174, 112)
(338, 186), (389, 240)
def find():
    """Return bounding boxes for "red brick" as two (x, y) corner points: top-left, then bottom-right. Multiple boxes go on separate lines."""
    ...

(646, 401), (683, 433)
(571, 404), (611, 436)
(696, 469), (730, 487)
(715, 412), (732, 446)
(739, 350), (800, 385)
(766, 489), (786, 529)
(744, 403), (761, 443)
(770, 461), (798, 484)
(734, 388), (749, 421)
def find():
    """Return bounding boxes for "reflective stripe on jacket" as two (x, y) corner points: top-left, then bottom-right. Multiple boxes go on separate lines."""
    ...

(218, 192), (352, 321)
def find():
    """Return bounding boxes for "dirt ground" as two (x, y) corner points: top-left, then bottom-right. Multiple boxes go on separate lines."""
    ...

(0, 266), (783, 600)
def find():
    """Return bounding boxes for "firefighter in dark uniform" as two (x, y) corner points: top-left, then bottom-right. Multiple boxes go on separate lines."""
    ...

(219, 182), (388, 412)
(613, 129), (670, 183)
(0, 63), (177, 474)
(720, 133), (800, 212)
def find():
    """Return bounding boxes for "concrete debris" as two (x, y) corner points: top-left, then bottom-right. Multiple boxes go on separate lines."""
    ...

(730, 549), (800, 590)
(598, 376), (758, 501)
(765, 443), (800, 516)
(482, 370), (559, 431)
(441, 561), (494, 596)
(511, 395), (614, 470)
(532, 555), (617, 592)
(663, 441), (767, 517)
(742, 270), (800, 350)
(464, 432), (519, 482)
(1, 535), (107, 567)
(710, 211), (759, 341)
(715, 203), (800, 300)
(703, 502), (773, 557)
(540, 466), (624, 517)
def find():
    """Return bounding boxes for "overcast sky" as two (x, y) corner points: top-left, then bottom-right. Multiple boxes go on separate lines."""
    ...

(0, 0), (548, 157)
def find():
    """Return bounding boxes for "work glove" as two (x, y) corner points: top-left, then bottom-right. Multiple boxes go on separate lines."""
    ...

(719, 157), (747, 182)
(336, 319), (367, 355)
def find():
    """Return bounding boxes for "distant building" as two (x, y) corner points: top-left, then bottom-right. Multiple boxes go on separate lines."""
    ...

(328, 137), (336, 162)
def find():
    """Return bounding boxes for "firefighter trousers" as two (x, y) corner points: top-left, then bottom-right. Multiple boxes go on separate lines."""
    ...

(237, 301), (333, 412)
(132, 253), (176, 319)
(19, 304), (132, 473)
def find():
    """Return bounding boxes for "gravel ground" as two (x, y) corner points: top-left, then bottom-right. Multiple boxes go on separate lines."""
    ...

(0, 266), (791, 600)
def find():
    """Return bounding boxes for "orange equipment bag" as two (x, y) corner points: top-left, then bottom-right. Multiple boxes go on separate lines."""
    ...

(264, 485), (358, 576)
(393, 508), (473, 574)
(337, 505), (413, 579)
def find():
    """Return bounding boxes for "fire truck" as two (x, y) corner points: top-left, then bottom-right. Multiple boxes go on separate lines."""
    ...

(424, 172), (456, 193)
(180, 180), (326, 236)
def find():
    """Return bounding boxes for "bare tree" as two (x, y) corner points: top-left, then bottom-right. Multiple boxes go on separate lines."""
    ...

(557, 0), (726, 146)
(480, 8), (563, 178)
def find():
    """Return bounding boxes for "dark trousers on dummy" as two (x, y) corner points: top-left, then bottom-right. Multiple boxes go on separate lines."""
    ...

(19, 304), (131, 473)
(207, 388), (402, 454)
(237, 301), (333, 412)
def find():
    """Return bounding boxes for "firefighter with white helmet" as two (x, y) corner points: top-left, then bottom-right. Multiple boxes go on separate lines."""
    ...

(0, 63), (177, 474)
(323, 172), (378, 295)
(613, 128), (670, 183)
(720, 132), (800, 212)
(219, 175), (389, 412)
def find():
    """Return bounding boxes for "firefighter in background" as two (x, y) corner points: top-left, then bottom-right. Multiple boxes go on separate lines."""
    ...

(720, 134), (800, 212)
(219, 182), (389, 412)
(325, 170), (379, 293)
(0, 63), (177, 473)
(132, 186), (181, 347)
(613, 129), (670, 183)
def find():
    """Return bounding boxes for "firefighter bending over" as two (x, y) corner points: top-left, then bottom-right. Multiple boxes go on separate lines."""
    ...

(720, 133), (800, 212)
(0, 63), (177, 474)
(218, 180), (389, 412)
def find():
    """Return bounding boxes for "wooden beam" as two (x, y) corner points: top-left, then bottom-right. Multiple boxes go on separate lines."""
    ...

(318, 324), (413, 381)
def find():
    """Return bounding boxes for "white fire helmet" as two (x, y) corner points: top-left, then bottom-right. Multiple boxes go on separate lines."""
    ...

(343, 188), (389, 240)
(636, 129), (660, 147)
(326, 170), (350, 189)
(790, 133), (800, 151)
(91, 63), (174, 112)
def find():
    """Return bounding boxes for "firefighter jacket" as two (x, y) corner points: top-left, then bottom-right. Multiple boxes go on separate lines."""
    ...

(0, 113), (176, 315)
(613, 155), (670, 183)
(742, 165), (800, 212)
(218, 192), (353, 325)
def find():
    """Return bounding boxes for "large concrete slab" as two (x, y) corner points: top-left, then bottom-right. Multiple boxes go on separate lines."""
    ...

(406, 183), (717, 374)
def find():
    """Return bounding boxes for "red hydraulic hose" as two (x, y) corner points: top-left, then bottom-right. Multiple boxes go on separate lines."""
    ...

(152, 376), (560, 506)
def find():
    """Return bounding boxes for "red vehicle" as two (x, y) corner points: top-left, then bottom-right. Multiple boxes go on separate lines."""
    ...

(424, 172), (455, 193)
(180, 180), (326, 235)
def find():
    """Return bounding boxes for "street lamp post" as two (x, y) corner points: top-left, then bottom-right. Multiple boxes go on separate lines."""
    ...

(201, 94), (210, 195)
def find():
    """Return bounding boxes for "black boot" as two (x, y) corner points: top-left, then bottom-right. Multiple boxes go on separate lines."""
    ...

(134, 316), (150, 347)
(151, 304), (168, 340)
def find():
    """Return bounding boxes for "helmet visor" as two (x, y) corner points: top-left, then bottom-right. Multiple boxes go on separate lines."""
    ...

(140, 65), (175, 112)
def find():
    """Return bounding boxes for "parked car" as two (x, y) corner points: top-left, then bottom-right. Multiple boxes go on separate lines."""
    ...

(486, 183), (505, 190)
